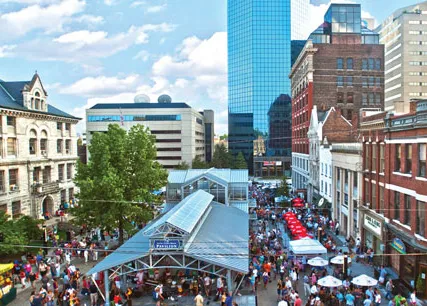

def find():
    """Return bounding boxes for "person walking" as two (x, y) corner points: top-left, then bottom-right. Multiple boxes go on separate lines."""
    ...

(374, 288), (382, 306)
(385, 279), (394, 300)
(303, 274), (310, 298)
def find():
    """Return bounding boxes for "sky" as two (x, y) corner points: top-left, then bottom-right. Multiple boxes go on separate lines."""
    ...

(0, 0), (422, 135)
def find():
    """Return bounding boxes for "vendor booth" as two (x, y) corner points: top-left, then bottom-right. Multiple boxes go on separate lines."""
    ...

(289, 237), (327, 256)
(0, 263), (16, 305)
(87, 190), (249, 304)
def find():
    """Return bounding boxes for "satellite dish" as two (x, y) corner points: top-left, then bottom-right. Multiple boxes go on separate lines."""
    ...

(318, 198), (325, 207)
(158, 94), (172, 103)
(134, 94), (150, 103)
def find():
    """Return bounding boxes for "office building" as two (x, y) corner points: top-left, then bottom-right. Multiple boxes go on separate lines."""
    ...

(0, 73), (80, 218)
(228, 0), (291, 176)
(290, 3), (384, 195)
(376, 1), (427, 113)
(291, 0), (311, 40)
(86, 95), (214, 169)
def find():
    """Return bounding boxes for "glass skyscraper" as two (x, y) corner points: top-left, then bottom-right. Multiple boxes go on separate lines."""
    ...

(228, 0), (292, 175)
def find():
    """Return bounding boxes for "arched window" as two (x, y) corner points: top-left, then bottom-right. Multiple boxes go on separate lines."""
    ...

(29, 129), (37, 155)
(40, 130), (48, 155)
(35, 92), (40, 110)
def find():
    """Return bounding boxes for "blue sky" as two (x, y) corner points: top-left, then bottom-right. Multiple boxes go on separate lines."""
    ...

(0, 0), (422, 135)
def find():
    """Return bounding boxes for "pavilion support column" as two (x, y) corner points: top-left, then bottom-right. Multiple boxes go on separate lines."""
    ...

(104, 270), (110, 304)
(227, 269), (233, 293)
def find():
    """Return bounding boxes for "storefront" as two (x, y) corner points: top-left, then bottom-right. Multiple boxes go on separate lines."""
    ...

(0, 263), (16, 305)
(362, 213), (383, 256)
(386, 223), (427, 296)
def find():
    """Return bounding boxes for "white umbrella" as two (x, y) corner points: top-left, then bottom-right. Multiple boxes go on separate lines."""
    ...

(307, 256), (329, 267)
(351, 274), (378, 286)
(330, 255), (352, 265)
(317, 275), (342, 288)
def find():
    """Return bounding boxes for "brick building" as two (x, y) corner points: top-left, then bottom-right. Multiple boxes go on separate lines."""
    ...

(290, 3), (384, 196)
(362, 101), (427, 292)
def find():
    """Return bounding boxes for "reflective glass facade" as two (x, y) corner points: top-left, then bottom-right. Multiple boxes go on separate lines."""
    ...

(228, 0), (291, 168)
(87, 115), (182, 122)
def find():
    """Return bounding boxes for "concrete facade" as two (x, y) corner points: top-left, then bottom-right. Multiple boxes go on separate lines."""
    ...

(331, 143), (363, 240)
(376, 1), (427, 112)
(0, 74), (79, 219)
(86, 98), (214, 169)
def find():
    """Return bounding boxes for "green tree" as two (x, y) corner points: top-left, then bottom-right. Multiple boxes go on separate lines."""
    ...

(0, 212), (43, 255)
(175, 161), (190, 170)
(192, 156), (208, 169)
(211, 143), (232, 168)
(233, 152), (248, 169)
(77, 137), (83, 146)
(276, 176), (290, 198)
(72, 124), (168, 245)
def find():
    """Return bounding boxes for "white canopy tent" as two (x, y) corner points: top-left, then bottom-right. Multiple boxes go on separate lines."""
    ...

(289, 237), (327, 255)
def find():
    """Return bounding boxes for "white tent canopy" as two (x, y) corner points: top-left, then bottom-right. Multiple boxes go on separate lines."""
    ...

(289, 237), (327, 255)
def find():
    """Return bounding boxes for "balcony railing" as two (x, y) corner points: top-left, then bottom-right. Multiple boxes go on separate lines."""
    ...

(32, 181), (60, 195)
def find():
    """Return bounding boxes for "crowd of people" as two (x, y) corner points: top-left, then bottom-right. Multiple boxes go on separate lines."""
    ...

(247, 183), (415, 306)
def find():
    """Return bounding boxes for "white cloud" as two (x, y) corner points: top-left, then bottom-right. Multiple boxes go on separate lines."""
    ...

(0, 45), (15, 57)
(16, 23), (176, 63)
(0, 0), (58, 3)
(103, 0), (117, 5)
(73, 32), (229, 134)
(130, 0), (145, 8)
(133, 50), (150, 61)
(146, 4), (166, 13)
(44, 82), (61, 90)
(152, 32), (227, 77)
(0, 0), (85, 38)
(60, 74), (140, 97)
(74, 14), (104, 26)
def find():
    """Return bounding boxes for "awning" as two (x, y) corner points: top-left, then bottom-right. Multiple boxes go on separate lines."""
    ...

(289, 237), (327, 255)
(0, 263), (13, 274)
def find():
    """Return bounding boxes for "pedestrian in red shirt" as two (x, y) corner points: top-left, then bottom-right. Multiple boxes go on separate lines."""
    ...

(294, 294), (303, 306)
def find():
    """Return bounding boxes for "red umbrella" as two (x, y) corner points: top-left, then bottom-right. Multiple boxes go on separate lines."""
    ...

(285, 215), (296, 221)
(288, 219), (300, 225)
(284, 211), (294, 216)
(292, 229), (307, 236)
(292, 198), (303, 203)
(293, 202), (305, 208)
(294, 224), (304, 230)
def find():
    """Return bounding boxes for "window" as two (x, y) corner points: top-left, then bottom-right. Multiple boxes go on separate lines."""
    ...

(416, 201), (426, 236)
(65, 140), (71, 154)
(7, 138), (16, 156)
(43, 166), (51, 184)
(65, 123), (70, 131)
(61, 190), (66, 205)
(404, 195), (411, 225)
(394, 191), (400, 220)
(9, 169), (18, 190)
(419, 144), (426, 177)
(375, 93), (381, 104)
(58, 164), (64, 182)
(337, 92), (344, 103)
(321, 180), (323, 192)
(362, 77), (367, 88)
(372, 144), (377, 172)
(368, 58), (374, 70)
(11, 201), (21, 218)
(380, 144), (385, 173)
(346, 76), (353, 86)
(365, 143), (370, 170)
(40, 138), (47, 154)
(372, 183), (376, 208)
(345, 169), (349, 185)
(33, 167), (41, 183)
(375, 77), (381, 87)
(0, 171), (4, 193)
(362, 93), (368, 105)
(395, 144), (401, 172)
(67, 164), (72, 180)
(379, 186), (384, 214)
(362, 59), (368, 70)
(57, 139), (63, 153)
(406, 144), (412, 173)
(353, 172), (358, 190)
(69, 188), (74, 200)
(369, 76), (374, 88)
(365, 181), (370, 204)
(6, 116), (15, 127)
(57, 122), (62, 131)
(29, 138), (36, 155)
(337, 76), (344, 86)
(347, 58), (353, 69)
(375, 59), (381, 70)
(337, 58), (344, 69)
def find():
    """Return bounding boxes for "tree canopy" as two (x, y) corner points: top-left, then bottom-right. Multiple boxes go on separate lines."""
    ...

(233, 152), (248, 169)
(72, 124), (168, 244)
(0, 212), (43, 255)
(276, 176), (290, 198)
(191, 156), (208, 169)
(211, 143), (232, 168)
(175, 161), (190, 170)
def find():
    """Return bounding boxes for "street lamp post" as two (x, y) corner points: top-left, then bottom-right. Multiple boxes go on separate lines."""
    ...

(343, 254), (348, 280)
(318, 227), (322, 242)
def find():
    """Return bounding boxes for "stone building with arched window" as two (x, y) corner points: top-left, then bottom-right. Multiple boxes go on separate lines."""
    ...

(0, 73), (80, 219)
